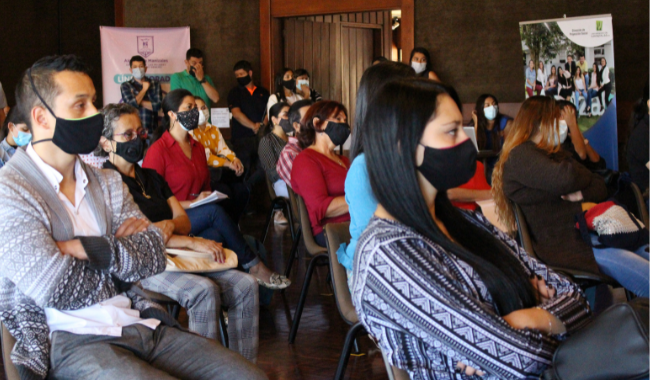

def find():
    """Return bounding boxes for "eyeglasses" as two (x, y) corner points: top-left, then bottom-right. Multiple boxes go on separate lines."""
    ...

(114, 129), (148, 141)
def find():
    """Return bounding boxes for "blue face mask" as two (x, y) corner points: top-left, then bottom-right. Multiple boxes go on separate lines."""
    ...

(484, 105), (498, 121)
(12, 129), (32, 147)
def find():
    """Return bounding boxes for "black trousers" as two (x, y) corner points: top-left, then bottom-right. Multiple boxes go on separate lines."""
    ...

(596, 82), (613, 107)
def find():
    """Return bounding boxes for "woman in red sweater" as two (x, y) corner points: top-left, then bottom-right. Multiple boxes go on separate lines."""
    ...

(144, 89), (290, 289)
(291, 101), (351, 246)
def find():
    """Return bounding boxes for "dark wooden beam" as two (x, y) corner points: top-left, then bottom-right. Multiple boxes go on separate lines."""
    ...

(260, 0), (272, 90)
(400, 0), (414, 64)
(270, 0), (401, 18)
(114, 0), (124, 26)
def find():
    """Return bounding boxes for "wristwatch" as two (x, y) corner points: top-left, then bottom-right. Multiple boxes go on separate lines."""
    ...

(199, 78), (207, 84)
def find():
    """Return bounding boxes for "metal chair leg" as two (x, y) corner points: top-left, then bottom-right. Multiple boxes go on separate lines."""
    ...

(334, 322), (366, 380)
(284, 229), (302, 278)
(219, 311), (229, 348)
(261, 199), (280, 243)
(288, 253), (329, 343)
(286, 201), (296, 241)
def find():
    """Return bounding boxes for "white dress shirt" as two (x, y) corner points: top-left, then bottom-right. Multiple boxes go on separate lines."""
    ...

(26, 144), (160, 337)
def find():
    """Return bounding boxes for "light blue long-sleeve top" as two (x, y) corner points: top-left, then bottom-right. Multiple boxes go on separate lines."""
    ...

(337, 153), (378, 271)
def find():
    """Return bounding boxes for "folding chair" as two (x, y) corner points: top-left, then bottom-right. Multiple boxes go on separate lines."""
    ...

(512, 202), (623, 291)
(381, 350), (411, 380)
(323, 222), (366, 380)
(261, 174), (295, 243)
(287, 192), (328, 344)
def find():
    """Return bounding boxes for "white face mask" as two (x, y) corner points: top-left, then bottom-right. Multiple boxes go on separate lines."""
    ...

(132, 68), (145, 80)
(411, 61), (427, 74)
(484, 105), (498, 121)
(198, 109), (209, 125)
(297, 79), (309, 91)
(551, 120), (569, 146)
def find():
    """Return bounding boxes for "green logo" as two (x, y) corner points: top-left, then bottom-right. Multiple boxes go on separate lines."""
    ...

(596, 20), (603, 31)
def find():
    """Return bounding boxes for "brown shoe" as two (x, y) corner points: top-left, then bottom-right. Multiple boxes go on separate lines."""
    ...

(274, 210), (288, 225)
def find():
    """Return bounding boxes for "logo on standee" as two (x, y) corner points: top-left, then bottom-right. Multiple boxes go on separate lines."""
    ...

(137, 36), (154, 58)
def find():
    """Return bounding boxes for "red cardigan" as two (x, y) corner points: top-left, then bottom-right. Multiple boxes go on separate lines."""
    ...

(291, 148), (350, 236)
(143, 130), (210, 202)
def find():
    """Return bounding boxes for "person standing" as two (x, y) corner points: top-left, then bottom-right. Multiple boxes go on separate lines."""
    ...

(595, 58), (613, 108)
(565, 55), (577, 76)
(120, 55), (162, 137)
(170, 48), (220, 115)
(228, 60), (270, 190)
(294, 69), (323, 102)
(577, 55), (589, 87)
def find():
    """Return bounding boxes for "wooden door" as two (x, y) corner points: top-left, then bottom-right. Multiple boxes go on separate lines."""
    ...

(282, 12), (391, 132)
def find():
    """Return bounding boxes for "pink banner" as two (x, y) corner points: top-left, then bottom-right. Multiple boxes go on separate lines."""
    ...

(100, 26), (190, 105)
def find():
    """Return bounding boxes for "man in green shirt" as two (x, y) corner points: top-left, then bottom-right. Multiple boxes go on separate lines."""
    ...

(170, 48), (220, 110)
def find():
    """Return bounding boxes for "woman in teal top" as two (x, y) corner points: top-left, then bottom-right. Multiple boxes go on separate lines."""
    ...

(338, 61), (415, 284)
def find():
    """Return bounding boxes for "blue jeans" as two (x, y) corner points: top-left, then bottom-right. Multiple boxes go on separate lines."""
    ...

(587, 89), (599, 110)
(591, 235), (649, 297)
(575, 89), (589, 111)
(186, 203), (260, 269)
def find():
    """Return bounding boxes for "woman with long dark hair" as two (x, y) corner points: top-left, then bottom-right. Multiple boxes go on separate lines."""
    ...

(291, 101), (351, 246)
(595, 58), (612, 108)
(558, 66), (574, 101)
(545, 65), (558, 98)
(258, 101), (290, 224)
(409, 47), (440, 81)
(574, 66), (589, 113)
(472, 93), (512, 182)
(493, 96), (648, 297)
(587, 63), (600, 113)
(144, 89), (291, 290)
(352, 78), (591, 379)
(340, 61), (414, 283)
(266, 68), (303, 117)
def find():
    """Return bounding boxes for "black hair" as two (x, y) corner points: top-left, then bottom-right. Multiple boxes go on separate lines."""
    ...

(474, 94), (505, 151)
(129, 55), (146, 67)
(186, 48), (203, 61)
(1, 107), (27, 138)
(266, 101), (289, 135)
(350, 61), (415, 160)
(274, 68), (293, 102)
(233, 60), (252, 72)
(288, 99), (313, 128)
(372, 56), (388, 64)
(409, 47), (432, 77)
(364, 77), (537, 316)
(294, 69), (309, 78)
(152, 89), (194, 143)
(16, 54), (92, 132)
(631, 81), (649, 132)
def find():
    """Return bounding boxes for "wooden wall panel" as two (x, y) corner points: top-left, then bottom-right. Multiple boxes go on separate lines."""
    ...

(320, 22), (331, 101)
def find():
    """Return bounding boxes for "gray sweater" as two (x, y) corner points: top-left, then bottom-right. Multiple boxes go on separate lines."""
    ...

(503, 142), (608, 274)
(0, 149), (168, 379)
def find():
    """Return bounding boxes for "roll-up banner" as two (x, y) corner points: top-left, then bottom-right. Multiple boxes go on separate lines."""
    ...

(520, 15), (618, 169)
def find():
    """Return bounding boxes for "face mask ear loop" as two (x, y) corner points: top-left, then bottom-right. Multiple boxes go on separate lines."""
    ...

(28, 68), (57, 118)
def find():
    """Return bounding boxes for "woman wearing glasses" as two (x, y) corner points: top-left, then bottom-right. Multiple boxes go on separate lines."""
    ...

(96, 102), (262, 362)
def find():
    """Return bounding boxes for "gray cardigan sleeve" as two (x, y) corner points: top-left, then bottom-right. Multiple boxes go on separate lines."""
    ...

(0, 170), (166, 309)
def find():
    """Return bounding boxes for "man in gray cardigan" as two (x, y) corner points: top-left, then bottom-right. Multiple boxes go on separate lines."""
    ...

(0, 55), (266, 380)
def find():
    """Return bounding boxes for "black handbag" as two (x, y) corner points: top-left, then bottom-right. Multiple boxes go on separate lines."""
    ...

(543, 298), (649, 380)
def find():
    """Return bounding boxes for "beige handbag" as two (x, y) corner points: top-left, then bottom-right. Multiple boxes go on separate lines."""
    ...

(165, 248), (238, 273)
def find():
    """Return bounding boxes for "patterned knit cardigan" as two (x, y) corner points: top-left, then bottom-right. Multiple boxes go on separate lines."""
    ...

(351, 212), (592, 380)
(0, 149), (168, 380)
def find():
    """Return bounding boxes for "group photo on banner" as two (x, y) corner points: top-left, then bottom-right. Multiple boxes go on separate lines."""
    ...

(520, 14), (618, 169)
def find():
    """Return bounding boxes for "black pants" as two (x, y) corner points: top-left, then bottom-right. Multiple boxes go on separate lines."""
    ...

(596, 82), (613, 107)
(231, 136), (265, 193)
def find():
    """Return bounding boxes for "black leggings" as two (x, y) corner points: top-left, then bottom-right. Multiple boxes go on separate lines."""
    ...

(596, 82), (612, 107)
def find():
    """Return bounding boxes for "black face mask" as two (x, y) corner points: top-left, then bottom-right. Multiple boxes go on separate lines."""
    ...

(28, 68), (104, 155)
(323, 121), (350, 146)
(279, 118), (293, 134)
(417, 138), (477, 191)
(283, 79), (296, 92)
(176, 108), (200, 131)
(114, 137), (145, 164)
(237, 75), (252, 87)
